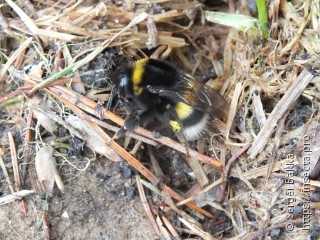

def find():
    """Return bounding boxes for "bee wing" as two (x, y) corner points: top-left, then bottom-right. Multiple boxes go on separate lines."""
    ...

(180, 86), (229, 120)
(208, 88), (230, 120)
(147, 73), (230, 120)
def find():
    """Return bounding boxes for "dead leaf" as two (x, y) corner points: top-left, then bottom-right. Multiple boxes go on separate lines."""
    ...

(28, 96), (58, 134)
(32, 108), (58, 134)
(66, 115), (122, 162)
(35, 146), (65, 196)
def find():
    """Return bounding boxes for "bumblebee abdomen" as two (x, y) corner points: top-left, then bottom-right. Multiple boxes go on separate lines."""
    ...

(170, 102), (209, 140)
(182, 113), (209, 140)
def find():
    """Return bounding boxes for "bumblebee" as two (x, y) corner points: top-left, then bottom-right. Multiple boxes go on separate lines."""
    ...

(113, 58), (229, 140)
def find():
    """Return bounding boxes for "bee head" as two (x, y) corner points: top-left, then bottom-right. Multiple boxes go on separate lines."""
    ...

(111, 61), (134, 99)
(119, 75), (129, 88)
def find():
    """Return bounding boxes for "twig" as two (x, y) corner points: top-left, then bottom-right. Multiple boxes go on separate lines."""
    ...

(8, 132), (20, 192)
(0, 190), (35, 206)
(280, 13), (310, 55)
(88, 121), (216, 218)
(226, 82), (242, 141)
(216, 143), (251, 203)
(44, 87), (158, 146)
(43, 211), (51, 240)
(242, 158), (300, 180)
(147, 145), (164, 178)
(264, 112), (288, 186)
(136, 175), (160, 235)
(0, 37), (33, 82)
(156, 216), (171, 239)
(161, 185), (215, 219)
(14, 75), (157, 145)
(6, 0), (80, 41)
(0, 86), (32, 104)
(0, 12), (13, 36)
(252, 89), (266, 127)
(161, 216), (181, 240)
(8, 132), (27, 217)
(248, 68), (314, 158)
(177, 176), (224, 206)
(26, 108), (34, 142)
(0, 153), (15, 193)
(0, 95), (25, 108)
(179, 217), (214, 240)
(45, 84), (223, 169)
(5, 0), (38, 34)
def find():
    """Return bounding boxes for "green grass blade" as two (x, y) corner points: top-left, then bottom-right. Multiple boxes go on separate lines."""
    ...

(204, 11), (259, 36)
(256, 0), (269, 37)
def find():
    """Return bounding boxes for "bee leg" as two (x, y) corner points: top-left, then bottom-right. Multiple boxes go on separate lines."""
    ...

(115, 115), (140, 139)
(124, 115), (140, 131)
(114, 127), (127, 139)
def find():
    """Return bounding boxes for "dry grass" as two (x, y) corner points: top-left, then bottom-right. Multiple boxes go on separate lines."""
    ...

(1, 0), (320, 239)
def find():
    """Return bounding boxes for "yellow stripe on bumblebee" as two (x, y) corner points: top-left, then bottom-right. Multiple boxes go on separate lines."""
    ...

(132, 58), (148, 86)
(175, 102), (194, 120)
(169, 120), (181, 132)
(133, 86), (144, 95)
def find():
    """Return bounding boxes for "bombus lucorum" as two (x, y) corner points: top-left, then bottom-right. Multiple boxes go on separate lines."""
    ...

(113, 58), (229, 140)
